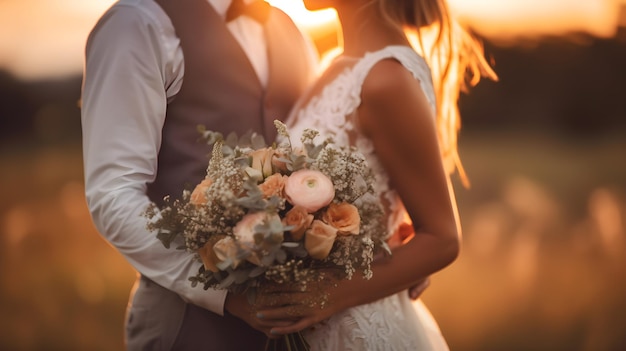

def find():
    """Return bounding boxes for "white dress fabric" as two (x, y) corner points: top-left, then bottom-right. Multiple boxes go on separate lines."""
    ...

(286, 45), (450, 351)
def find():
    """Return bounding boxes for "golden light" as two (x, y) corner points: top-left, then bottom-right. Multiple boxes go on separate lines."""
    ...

(447, 0), (624, 42)
(0, 0), (624, 79)
(266, 0), (626, 65)
(0, 0), (112, 80)
(267, 0), (340, 57)
(267, 0), (337, 31)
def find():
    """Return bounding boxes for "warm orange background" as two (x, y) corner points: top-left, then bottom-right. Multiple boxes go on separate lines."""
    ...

(1, 1), (625, 350)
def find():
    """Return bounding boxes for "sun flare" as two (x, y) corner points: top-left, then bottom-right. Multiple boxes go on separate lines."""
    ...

(0, 0), (624, 79)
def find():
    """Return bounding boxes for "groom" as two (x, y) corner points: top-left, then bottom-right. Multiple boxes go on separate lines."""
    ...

(81, 0), (316, 349)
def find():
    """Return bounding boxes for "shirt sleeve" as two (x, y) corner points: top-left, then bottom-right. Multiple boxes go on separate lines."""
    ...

(80, 3), (228, 315)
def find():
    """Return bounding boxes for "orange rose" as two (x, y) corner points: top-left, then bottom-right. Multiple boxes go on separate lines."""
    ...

(190, 178), (213, 205)
(283, 205), (314, 241)
(284, 169), (335, 213)
(258, 173), (287, 198)
(305, 220), (337, 259)
(323, 202), (360, 235)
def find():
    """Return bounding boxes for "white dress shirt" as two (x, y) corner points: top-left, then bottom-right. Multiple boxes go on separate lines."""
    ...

(81, 0), (311, 315)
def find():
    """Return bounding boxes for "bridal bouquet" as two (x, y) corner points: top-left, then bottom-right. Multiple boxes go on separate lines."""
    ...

(145, 120), (389, 350)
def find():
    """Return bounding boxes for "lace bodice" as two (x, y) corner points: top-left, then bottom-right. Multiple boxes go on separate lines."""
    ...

(287, 45), (437, 238)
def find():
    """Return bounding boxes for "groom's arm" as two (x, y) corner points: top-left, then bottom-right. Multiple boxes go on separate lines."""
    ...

(81, 3), (230, 315)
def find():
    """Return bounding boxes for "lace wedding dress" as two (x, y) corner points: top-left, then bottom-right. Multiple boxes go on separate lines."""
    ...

(286, 45), (450, 351)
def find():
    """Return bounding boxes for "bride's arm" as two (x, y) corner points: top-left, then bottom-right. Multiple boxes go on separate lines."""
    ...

(257, 59), (460, 334)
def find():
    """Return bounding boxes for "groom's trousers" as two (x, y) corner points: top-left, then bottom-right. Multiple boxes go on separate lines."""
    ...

(125, 275), (266, 351)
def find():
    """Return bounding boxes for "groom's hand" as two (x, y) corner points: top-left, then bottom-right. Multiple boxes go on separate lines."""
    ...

(408, 277), (430, 300)
(389, 222), (430, 300)
(224, 292), (294, 338)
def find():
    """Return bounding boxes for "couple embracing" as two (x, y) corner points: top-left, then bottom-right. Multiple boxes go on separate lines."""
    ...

(81, 0), (493, 349)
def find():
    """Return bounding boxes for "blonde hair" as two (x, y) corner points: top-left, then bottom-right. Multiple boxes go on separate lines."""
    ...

(379, 0), (497, 187)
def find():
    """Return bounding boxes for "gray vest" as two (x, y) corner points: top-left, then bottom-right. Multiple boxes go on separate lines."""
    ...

(147, 0), (312, 206)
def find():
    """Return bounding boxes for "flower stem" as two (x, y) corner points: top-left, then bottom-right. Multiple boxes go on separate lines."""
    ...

(265, 332), (310, 351)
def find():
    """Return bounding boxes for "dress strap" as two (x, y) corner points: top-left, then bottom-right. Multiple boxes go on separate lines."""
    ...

(350, 45), (437, 114)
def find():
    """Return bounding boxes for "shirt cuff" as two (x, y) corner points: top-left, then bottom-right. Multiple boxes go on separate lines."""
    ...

(182, 284), (228, 316)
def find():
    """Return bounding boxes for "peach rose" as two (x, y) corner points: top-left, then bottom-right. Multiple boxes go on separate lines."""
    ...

(212, 236), (242, 268)
(190, 177), (213, 205)
(234, 212), (266, 244)
(305, 220), (337, 259)
(284, 169), (335, 213)
(258, 173), (287, 198)
(249, 147), (274, 179)
(282, 205), (314, 241)
(323, 202), (361, 235)
(233, 212), (280, 265)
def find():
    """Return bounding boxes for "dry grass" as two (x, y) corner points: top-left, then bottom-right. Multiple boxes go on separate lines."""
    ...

(1, 131), (624, 350)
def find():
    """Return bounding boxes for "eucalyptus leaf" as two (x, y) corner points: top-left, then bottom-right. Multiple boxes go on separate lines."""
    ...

(291, 246), (308, 257)
(244, 167), (263, 182)
(306, 144), (325, 159)
(238, 130), (254, 147)
(156, 230), (178, 249)
(251, 133), (267, 149)
(275, 156), (292, 166)
(266, 196), (284, 210)
(261, 253), (275, 266)
(268, 216), (284, 233)
(225, 132), (239, 148)
(282, 224), (295, 232)
(234, 156), (251, 168)
(380, 241), (392, 256)
(236, 195), (266, 210)
(249, 266), (266, 278)
(281, 242), (299, 248)
(233, 269), (251, 284)
(275, 249), (287, 263)
(218, 274), (236, 289)
(197, 127), (223, 146)
(291, 154), (307, 171)
(269, 232), (284, 245)
(216, 258), (233, 271)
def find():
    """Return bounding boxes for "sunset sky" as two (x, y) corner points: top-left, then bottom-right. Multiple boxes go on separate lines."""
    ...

(0, 0), (624, 80)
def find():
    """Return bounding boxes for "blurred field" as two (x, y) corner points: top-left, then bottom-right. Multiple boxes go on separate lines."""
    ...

(1, 130), (625, 350)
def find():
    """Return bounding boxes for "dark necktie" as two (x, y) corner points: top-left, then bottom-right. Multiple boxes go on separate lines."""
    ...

(225, 0), (270, 23)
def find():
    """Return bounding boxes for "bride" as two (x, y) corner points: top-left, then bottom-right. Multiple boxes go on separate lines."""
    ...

(256, 0), (494, 349)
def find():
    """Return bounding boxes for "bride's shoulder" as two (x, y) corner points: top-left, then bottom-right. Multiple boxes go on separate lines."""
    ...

(358, 53), (436, 134)
(355, 46), (436, 113)
(360, 58), (424, 104)
(355, 46), (431, 90)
